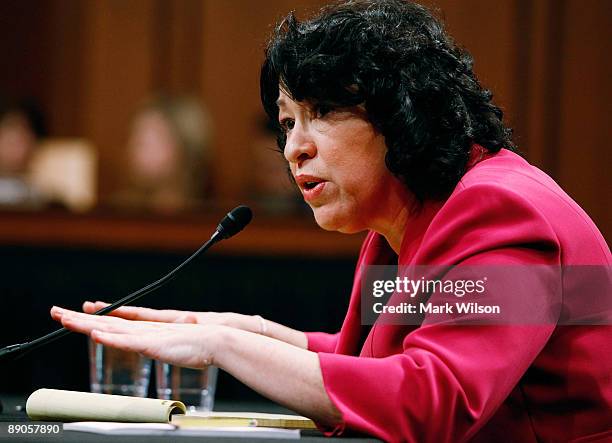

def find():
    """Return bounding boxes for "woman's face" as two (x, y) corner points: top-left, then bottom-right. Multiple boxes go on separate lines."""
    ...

(277, 90), (398, 233)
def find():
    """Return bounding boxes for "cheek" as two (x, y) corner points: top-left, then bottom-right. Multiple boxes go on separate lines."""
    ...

(337, 151), (387, 198)
(341, 174), (383, 211)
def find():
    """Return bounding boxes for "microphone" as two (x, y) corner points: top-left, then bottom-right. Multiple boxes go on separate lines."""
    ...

(0, 205), (253, 362)
(214, 205), (253, 240)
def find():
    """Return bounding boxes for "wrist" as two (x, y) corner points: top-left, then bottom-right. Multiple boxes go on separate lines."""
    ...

(208, 325), (233, 368)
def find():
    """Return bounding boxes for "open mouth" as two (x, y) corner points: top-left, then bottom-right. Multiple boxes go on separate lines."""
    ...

(303, 181), (320, 190)
(295, 175), (327, 200)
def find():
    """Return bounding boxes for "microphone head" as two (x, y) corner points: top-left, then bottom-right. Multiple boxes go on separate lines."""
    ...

(216, 205), (253, 239)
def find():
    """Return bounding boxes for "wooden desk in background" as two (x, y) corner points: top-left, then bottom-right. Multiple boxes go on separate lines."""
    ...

(0, 209), (365, 256)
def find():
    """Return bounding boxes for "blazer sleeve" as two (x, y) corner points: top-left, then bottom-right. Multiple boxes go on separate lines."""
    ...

(305, 332), (340, 353)
(305, 230), (382, 354)
(315, 184), (562, 443)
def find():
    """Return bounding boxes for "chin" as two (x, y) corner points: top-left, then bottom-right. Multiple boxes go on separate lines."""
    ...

(311, 205), (360, 234)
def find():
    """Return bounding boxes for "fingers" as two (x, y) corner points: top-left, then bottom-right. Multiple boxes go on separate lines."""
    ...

(51, 306), (82, 321)
(50, 306), (62, 321)
(60, 311), (135, 336)
(82, 301), (148, 319)
(82, 301), (108, 314)
(81, 301), (187, 323)
(53, 306), (107, 321)
(52, 305), (94, 321)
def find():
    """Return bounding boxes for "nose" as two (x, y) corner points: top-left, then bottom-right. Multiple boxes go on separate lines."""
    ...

(283, 124), (316, 167)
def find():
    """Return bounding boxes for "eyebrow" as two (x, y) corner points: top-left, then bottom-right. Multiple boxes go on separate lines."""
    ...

(276, 98), (286, 107)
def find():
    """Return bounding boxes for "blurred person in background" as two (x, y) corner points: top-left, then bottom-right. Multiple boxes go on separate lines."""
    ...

(111, 95), (212, 214)
(0, 99), (46, 208)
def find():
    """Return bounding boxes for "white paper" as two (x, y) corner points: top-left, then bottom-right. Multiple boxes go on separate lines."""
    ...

(64, 422), (175, 435)
(64, 422), (300, 439)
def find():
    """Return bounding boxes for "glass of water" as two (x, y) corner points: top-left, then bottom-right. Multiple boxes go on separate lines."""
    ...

(156, 363), (218, 411)
(89, 340), (151, 397)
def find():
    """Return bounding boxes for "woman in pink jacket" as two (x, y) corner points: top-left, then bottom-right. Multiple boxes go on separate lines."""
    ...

(51, 1), (611, 441)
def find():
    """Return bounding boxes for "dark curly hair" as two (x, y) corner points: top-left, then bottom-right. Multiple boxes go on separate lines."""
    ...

(260, 0), (515, 201)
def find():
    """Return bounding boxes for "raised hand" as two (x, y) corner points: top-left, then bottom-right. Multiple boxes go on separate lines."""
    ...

(50, 306), (223, 368)
(77, 301), (256, 331)
(80, 301), (200, 323)
(52, 301), (306, 350)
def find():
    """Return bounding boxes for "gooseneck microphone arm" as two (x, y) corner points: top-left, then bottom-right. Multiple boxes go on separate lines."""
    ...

(0, 205), (253, 362)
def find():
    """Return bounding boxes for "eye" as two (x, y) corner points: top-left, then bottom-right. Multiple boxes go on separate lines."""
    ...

(279, 118), (295, 133)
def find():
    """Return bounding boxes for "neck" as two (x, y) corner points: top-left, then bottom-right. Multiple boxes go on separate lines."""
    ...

(369, 180), (416, 255)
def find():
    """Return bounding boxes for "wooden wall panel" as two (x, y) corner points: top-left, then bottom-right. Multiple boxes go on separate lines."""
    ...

(425, 0), (519, 134)
(517, 0), (556, 168)
(199, 0), (326, 202)
(41, 1), (86, 137)
(0, 1), (51, 100)
(557, 0), (611, 239)
(200, 0), (263, 202)
(151, 0), (204, 94)
(79, 0), (158, 195)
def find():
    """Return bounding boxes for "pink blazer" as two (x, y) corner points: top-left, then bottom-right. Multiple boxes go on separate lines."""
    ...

(306, 149), (611, 442)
